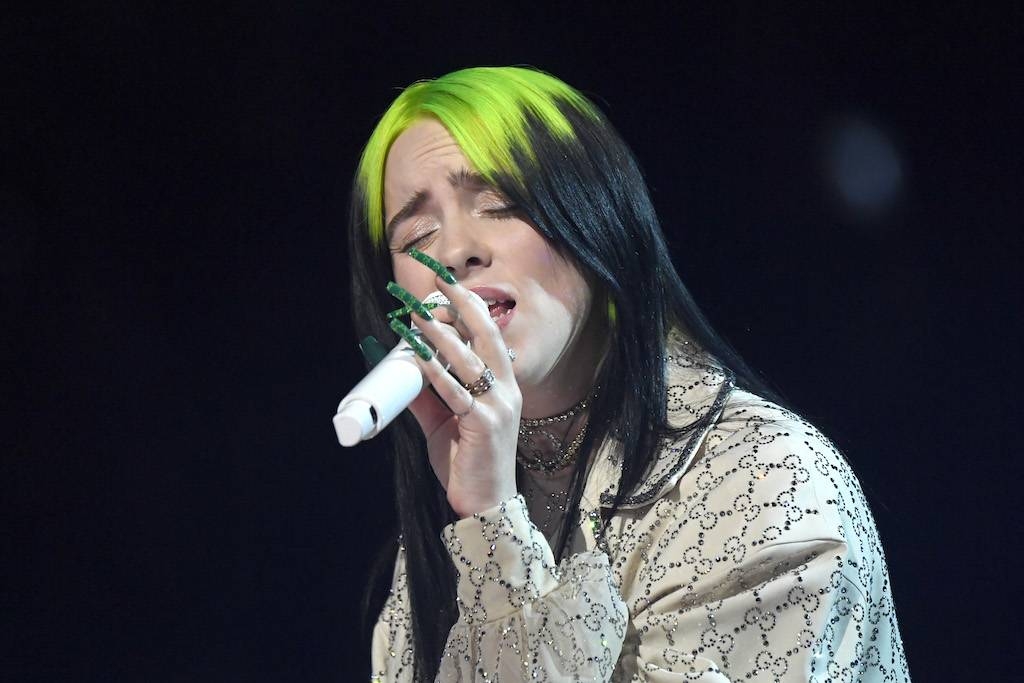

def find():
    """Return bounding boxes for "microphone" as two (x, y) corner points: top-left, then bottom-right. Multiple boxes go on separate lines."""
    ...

(333, 291), (451, 447)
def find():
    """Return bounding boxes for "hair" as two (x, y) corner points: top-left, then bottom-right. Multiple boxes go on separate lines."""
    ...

(348, 66), (782, 681)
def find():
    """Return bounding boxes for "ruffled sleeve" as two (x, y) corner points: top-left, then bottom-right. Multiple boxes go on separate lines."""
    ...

(438, 495), (628, 680)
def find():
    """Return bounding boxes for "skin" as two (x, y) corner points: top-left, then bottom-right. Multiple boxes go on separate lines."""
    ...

(383, 119), (608, 518)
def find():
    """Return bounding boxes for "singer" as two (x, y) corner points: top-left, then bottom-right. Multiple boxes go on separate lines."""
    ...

(345, 67), (909, 681)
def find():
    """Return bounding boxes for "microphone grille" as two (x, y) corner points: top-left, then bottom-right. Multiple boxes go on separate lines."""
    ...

(423, 291), (451, 306)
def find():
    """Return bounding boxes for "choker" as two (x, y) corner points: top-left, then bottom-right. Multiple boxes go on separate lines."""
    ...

(516, 395), (591, 474)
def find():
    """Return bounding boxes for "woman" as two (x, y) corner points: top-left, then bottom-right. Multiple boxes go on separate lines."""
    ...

(348, 67), (909, 681)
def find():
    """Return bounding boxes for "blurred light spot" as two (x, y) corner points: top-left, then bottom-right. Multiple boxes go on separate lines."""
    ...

(825, 118), (903, 216)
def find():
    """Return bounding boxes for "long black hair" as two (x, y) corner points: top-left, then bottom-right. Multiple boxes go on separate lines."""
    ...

(348, 66), (782, 681)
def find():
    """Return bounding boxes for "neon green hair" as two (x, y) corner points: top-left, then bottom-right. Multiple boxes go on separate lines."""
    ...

(355, 66), (600, 247)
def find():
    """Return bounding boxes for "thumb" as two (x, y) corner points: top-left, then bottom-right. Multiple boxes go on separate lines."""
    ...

(406, 380), (455, 439)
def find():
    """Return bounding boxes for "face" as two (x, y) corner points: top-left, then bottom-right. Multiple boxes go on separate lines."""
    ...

(383, 119), (606, 414)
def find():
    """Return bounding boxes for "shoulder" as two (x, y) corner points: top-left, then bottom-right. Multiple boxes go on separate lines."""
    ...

(616, 388), (894, 596)
(680, 389), (892, 592)
(698, 389), (863, 514)
(604, 389), (909, 681)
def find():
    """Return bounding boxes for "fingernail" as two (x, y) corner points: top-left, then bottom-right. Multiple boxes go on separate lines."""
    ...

(389, 318), (433, 361)
(386, 282), (435, 321)
(358, 335), (389, 368)
(385, 301), (440, 321)
(407, 248), (457, 285)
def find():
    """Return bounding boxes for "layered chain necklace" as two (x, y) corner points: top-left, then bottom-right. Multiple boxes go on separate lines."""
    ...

(517, 394), (595, 538)
(516, 395), (590, 474)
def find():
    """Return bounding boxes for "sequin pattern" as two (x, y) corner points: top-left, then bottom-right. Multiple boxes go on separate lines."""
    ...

(370, 339), (909, 681)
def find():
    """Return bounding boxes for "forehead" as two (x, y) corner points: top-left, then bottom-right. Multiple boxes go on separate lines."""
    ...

(384, 120), (469, 197)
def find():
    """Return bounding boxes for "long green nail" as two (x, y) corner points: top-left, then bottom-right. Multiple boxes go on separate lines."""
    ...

(407, 248), (457, 285)
(386, 282), (434, 321)
(388, 318), (433, 361)
(358, 335), (389, 368)
(385, 301), (440, 321)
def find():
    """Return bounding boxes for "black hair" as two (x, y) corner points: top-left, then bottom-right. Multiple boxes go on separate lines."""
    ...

(348, 99), (783, 682)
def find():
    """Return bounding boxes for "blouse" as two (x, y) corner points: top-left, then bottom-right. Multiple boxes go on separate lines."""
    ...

(370, 336), (910, 681)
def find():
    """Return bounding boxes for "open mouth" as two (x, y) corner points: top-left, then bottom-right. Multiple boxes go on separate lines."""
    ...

(483, 298), (516, 324)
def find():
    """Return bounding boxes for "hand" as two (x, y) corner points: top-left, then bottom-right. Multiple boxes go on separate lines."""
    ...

(386, 271), (521, 518)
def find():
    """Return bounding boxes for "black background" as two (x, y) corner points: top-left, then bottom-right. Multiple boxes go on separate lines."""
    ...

(4, 4), (1021, 681)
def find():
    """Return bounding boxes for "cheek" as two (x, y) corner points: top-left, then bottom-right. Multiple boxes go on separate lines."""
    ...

(543, 258), (592, 320)
(512, 234), (592, 320)
(391, 260), (434, 299)
(562, 274), (593, 327)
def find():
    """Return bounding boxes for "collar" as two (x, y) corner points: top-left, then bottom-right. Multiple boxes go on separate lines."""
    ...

(582, 330), (734, 510)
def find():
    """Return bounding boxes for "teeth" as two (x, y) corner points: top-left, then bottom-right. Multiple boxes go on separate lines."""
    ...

(484, 298), (498, 305)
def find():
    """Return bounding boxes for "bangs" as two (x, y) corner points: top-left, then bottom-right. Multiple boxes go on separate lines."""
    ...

(355, 66), (599, 247)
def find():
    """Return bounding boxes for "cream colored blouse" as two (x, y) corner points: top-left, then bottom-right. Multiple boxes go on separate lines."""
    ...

(370, 339), (910, 681)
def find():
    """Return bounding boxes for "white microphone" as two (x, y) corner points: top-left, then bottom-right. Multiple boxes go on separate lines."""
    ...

(332, 292), (451, 447)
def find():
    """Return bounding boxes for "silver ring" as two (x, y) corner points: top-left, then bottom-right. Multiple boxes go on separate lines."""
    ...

(454, 396), (475, 417)
(463, 367), (496, 396)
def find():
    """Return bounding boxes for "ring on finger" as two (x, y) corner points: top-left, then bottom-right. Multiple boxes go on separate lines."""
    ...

(463, 366), (496, 396)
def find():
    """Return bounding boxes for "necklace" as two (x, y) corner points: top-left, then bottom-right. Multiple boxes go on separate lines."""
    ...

(516, 395), (590, 474)
(520, 472), (571, 537)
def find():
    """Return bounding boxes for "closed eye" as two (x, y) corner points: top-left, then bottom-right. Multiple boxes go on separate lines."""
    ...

(475, 185), (519, 218)
(389, 225), (438, 254)
(396, 232), (435, 253)
(482, 206), (520, 219)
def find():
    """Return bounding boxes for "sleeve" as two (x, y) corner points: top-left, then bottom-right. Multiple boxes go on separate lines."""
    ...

(370, 544), (415, 683)
(617, 413), (909, 682)
(438, 495), (629, 681)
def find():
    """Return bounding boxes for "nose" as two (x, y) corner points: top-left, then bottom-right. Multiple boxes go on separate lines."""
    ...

(435, 215), (492, 280)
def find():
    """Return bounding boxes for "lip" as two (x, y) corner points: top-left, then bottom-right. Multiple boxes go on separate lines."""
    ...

(468, 285), (517, 331)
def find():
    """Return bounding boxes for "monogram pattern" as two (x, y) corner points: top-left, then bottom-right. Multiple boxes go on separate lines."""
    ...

(370, 340), (909, 681)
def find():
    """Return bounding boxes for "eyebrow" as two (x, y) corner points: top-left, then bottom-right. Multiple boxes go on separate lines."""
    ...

(447, 168), (489, 190)
(385, 168), (491, 241)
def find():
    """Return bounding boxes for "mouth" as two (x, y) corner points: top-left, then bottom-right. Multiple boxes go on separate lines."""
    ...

(466, 286), (518, 330)
(482, 297), (516, 326)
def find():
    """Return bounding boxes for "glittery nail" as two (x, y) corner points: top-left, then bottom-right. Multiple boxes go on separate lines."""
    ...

(385, 301), (440, 321)
(386, 282), (434, 321)
(407, 248), (457, 285)
(388, 318), (433, 361)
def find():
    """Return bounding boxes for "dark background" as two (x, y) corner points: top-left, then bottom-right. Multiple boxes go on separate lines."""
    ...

(3, 4), (1021, 681)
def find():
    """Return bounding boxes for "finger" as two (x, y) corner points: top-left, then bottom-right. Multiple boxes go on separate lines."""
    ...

(410, 314), (489, 392)
(438, 315), (516, 368)
(432, 278), (512, 379)
(386, 281), (437, 322)
(386, 280), (491, 388)
(387, 318), (467, 437)
(388, 281), (482, 382)
(413, 350), (478, 425)
(401, 248), (511, 377)
(389, 312), (488, 418)
(388, 318), (433, 361)
(406, 378), (459, 440)
(385, 301), (441, 322)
